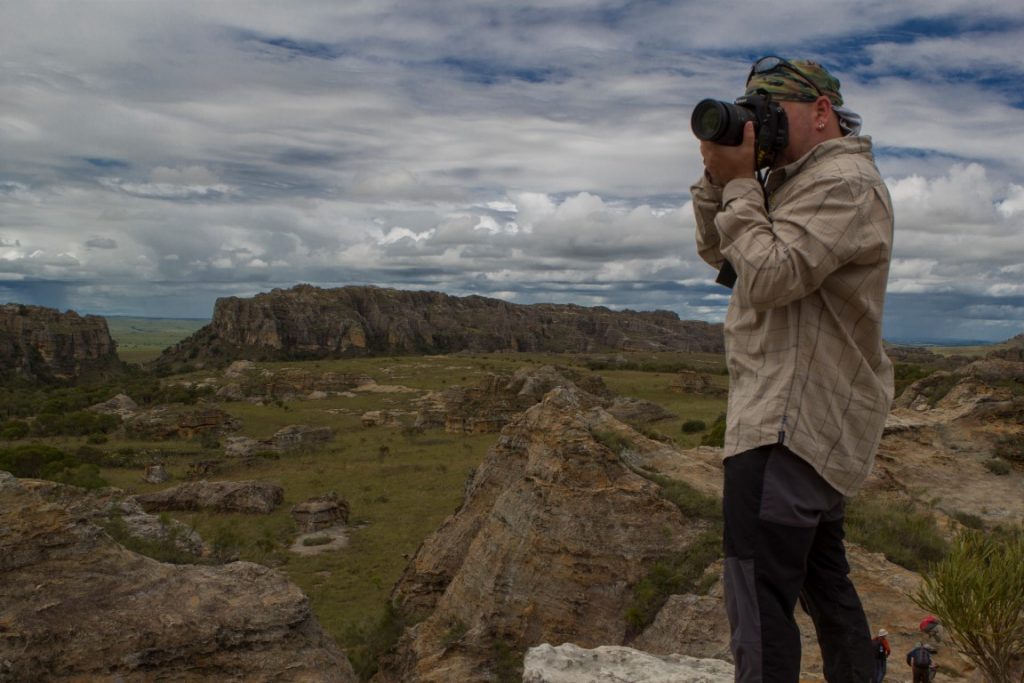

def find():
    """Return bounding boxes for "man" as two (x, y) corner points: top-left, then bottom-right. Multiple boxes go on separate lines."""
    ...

(906, 642), (934, 683)
(691, 56), (894, 682)
(871, 628), (891, 682)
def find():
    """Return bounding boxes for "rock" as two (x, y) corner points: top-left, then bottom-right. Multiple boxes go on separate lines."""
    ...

(124, 406), (242, 441)
(606, 396), (676, 424)
(142, 463), (171, 484)
(224, 435), (263, 458)
(176, 407), (242, 440)
(669, 370), (725, 396)
(362, 410), (402, 428)
(87, 393), (139, 417)
(17, 478), (207, 559)
(149, 285), (724, 371)
(224, 359), (259, 377)
(134, 480), (284, 514)
(0, 471), (356, 682)
(273, 424), (333, 451)
(633, 591), (732, 662)
(292, 492), (350, 533)
(0, 303), (123, 383)
(376, 386), (709, 682)
(522, 644), (733, 683)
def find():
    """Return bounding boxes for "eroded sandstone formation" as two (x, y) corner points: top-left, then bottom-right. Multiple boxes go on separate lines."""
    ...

(0, 303), (122, 383)
(151, 285), (724, 370)
(374, 387), (714, 682)
(0, 471), (356, 682)
(134, 479), (285, 514)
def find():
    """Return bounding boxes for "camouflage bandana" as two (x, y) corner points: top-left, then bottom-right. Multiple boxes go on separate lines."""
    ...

(743, 58), (843, 107)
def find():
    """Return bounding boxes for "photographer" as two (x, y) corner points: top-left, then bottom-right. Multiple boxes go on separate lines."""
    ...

(690, 57), (894, 682)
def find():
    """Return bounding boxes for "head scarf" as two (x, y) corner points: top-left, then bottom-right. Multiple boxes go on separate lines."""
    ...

(743, 58), (862, 136)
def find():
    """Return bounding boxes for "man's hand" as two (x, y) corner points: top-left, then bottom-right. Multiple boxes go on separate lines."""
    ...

(700, 121), (756, 186)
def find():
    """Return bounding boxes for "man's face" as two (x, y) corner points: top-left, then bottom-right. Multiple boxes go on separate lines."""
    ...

(775, 98), (823, 166)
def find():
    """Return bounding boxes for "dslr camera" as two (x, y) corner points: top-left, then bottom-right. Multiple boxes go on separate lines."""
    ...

(690, 94), (789, 169)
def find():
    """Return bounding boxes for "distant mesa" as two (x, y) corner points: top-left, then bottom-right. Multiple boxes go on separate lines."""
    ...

(0, 303), (123, 383)
(149, 284), (725, 371)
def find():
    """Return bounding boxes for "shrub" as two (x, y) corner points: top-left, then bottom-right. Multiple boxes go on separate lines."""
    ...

(913, 529), (1024, 683)
(984, 458), (1011, 476)
(681, 419), (706, 434)
(30, 410), (120, 437)
(0, 420), (30, 440)
(700, 413), (727, 447)
(302, 534), (332, 547)
(625, 527), (722, 635)
(992, 434), (1024, 464)
(846, 497), (949, 573)
(591, 429), (633, 454)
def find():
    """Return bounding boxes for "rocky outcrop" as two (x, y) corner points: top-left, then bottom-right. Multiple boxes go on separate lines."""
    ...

(124, 406), (242, 441)
(217, 362), (376, 401)
(374, 387), (713, 683)
(134, 480), (285, 514)
(0, 303), (122, 383)
(429, 365), (677, 434)
(523, 644), (733, 683)
(151, 285), (724, 370)
(0, 471), (356, 682)
(292, 492), (350, 533)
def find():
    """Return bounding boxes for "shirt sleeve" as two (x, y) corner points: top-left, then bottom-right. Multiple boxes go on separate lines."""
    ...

(690, 173), (726, 269)
(715, 171), (867, 311)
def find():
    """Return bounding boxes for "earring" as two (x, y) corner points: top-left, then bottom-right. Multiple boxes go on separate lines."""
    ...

(817, 122), (825, 130)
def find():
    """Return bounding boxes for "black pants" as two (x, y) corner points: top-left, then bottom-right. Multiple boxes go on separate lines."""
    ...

(723, 445), (872, 682)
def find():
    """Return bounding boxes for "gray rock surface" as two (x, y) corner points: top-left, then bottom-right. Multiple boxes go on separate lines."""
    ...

(522, 643), (733, 683)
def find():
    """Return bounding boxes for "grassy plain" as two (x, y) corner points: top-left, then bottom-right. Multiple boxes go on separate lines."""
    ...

(105, 316), (209, 364)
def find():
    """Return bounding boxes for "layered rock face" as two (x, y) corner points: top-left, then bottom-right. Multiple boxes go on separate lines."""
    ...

(0, 303), (122, 382)
(153, 285), (724, 369)
(374, 387), (713, 683)
(0, 470), (356, 682)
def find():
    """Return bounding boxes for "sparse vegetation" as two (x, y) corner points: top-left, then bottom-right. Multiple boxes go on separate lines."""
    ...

(913, 528), (1024, 683)
(846, 496), (949, 572)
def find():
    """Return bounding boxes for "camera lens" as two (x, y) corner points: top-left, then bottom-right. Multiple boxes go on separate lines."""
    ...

(691, 98), (753, 146)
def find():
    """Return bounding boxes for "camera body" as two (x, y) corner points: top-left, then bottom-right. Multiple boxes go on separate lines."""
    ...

(690, 94), (789, 168)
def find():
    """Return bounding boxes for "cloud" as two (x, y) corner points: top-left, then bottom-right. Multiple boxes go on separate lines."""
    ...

(0, 1), (1022, 340)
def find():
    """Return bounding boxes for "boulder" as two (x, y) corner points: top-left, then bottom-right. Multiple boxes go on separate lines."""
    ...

(272, 424), (333, 451)
(292, 492), (350, 533)
(142, 463), (171, 484)
(134, 480), (284, 514)
(87, 393), (139, 417)
(0, 471), (356, 682)
(606, 396), (676, 424)
(523, 644), (733, 683)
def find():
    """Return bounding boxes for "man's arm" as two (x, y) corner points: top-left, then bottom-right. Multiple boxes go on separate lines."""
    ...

(691, 173), (726, 269)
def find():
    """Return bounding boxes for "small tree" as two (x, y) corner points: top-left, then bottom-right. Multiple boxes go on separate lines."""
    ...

(913, 529), (1024, 683)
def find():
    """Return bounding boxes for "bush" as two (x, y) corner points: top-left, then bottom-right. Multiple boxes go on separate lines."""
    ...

(700, 413), (727, 447)
(625, 527), (722, 635)
(681, 419), (706, 434)
(984, 458), (1011, 476)
(0, 420), (30, 440)
(0, 444), (109, 489)
(992, 434), (1024, 464)
(846, 497), (949, 573)
(30, 410), (120, 437)
(914, 529), (1024, 683)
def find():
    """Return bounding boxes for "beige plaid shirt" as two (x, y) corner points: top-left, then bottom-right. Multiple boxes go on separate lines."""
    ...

(692, 136), (894, 495)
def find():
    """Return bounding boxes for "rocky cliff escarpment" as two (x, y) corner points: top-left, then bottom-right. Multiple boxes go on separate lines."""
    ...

(0, 303), (122, 383)
(0, 470), (357, 682)
(151, 285), (724, 370)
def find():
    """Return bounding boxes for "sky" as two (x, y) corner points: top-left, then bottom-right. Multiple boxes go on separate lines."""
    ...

(1, 1), (1023, 343)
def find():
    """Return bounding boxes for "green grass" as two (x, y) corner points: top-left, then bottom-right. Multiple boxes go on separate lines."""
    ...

(846, 495), (950, 573)
(105, 316), (209, 364)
